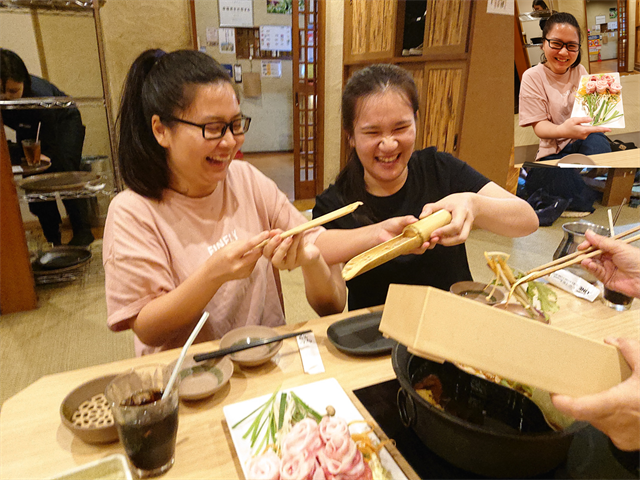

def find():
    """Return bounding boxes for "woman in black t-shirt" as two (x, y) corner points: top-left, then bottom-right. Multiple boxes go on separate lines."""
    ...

(313, 64), (539, 310)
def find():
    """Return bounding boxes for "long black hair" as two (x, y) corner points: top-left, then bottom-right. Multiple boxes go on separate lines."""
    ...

(334, 64), (419, 223)
(0, 48), (32, 96)
(117, 49), (232, 200)
(532, 0), (548, 9)
(541, 12), (582, 68)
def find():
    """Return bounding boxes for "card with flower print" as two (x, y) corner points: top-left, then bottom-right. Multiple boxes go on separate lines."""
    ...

(571, 72), (625, 128)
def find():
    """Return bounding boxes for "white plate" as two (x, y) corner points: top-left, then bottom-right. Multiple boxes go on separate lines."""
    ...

(571, 72), (625, 128)
(223, 378), (408, 480)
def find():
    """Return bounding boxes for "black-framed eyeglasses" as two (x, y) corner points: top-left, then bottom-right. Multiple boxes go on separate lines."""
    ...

(544, 38), (580, 52)
(167, 115), (251, 139)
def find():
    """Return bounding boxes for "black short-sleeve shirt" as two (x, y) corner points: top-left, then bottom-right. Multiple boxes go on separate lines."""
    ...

(313, 147), (490, 310)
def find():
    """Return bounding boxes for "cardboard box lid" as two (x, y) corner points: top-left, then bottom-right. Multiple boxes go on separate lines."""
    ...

(379, 284), (631, 397)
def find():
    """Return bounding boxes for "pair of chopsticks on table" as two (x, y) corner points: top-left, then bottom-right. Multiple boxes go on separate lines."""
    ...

(509, 222), (640, 296)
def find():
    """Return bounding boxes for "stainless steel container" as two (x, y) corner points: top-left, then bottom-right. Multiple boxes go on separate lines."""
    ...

(553, 221), (610, 283)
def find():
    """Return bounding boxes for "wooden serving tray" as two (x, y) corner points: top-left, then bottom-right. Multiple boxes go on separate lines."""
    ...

(379, 284), (631, 397)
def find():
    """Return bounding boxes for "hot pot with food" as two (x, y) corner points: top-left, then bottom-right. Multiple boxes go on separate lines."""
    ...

(392, 343), (588, 478)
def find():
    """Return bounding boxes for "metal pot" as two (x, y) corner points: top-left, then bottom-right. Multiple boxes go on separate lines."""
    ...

(553, 221), (610, 283)
(392, 343), (587, 478)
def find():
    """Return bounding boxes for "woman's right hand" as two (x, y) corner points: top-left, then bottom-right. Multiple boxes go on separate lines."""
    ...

(557, 116), (611, 140)
(375, 215), (430, 254)
(208, 231), (272, 283)
(578, 229), (640, 299)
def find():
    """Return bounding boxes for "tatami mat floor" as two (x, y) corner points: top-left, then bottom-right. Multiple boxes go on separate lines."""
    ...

(2, 195), (638, 407)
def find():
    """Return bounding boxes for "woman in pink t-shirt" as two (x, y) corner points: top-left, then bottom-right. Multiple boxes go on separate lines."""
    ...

(105, 49), (347, 355)
(519, 12), (611, 212)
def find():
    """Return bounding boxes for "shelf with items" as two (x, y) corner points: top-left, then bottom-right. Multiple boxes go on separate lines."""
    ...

(518, 10), (554, 22)
(0, 0), (116, 312)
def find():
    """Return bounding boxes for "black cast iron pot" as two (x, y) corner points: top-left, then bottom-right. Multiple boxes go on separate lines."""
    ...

(392, 343), (588, 478)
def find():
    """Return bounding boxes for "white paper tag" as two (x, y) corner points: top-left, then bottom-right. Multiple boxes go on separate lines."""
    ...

(548, 269), (600, 302)
(296, 332), (324, 374)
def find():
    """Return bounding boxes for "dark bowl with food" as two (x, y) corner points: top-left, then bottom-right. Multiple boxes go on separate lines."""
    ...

(392, 343), (587, 478)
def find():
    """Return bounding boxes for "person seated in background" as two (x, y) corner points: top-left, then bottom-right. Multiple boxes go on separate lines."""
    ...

(551, 230), (640, 452)
(312, 64), (539, 311)
(0, 48), (94, 246)
(532, 0), (549, 31)
(104, 49), (345, 356)
(519, 13), (611, 214)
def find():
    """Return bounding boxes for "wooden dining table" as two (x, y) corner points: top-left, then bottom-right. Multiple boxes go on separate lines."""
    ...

(1, 288), (639, 480)
(515, 148), (640, 207)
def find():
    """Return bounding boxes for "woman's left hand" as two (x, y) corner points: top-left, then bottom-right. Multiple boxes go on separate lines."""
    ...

(419, 193), (477, 247)
(262, 231), (320, 270)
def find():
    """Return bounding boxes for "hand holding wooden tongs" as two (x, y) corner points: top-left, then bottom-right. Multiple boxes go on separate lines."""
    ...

(256, 201), (363, 249)
(342, 210), (452, 281)
(508, 224), (640, 298)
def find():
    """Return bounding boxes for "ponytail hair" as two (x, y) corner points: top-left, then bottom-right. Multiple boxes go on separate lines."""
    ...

(117, 49), (232, 199)
(334, 64), (419, 223)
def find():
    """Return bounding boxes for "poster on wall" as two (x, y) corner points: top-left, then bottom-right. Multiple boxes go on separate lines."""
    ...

(588, 35), (601, 53)
(259, 25), (292, 52)
(609, 8), (617, 18)
(595, 15), (606, 24)
(206, 27), (219, 47)
(608, 21), (617, 30)
(219, 0), (253, 27)
(486, 0), (513, 15)
(261, 60), (282, 78)
(219, 28), (236, 54)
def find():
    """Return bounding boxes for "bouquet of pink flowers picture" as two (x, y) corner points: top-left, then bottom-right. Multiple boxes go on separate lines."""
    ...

(572, 73), (624, 127)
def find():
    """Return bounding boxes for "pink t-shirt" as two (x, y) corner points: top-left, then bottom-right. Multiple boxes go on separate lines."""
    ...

(519, 63), (588, 160)
(103, 160), (316, 356)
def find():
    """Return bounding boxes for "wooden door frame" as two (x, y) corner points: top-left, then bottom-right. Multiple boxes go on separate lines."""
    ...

(636, 0), (640, 71)
(292, 0), (325, 199)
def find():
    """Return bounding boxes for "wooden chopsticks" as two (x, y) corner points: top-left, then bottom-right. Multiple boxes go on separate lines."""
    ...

(508, 225), (640, 296)
(256, 201), (363, 249)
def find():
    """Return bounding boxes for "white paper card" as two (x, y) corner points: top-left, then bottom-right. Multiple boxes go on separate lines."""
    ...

(218, 0), (253, 27)
(296, 331), (324, 374)
(486, 0), (514, 15)
(261, 60), (282, 78)
(548, 269), (599, 302)
(218, 28), (236, 54)
(259, 25), (292, 52)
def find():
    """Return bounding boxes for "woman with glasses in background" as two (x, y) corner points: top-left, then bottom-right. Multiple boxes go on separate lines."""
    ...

(519, 12), (611, 213)
(104, 49), (345, 356)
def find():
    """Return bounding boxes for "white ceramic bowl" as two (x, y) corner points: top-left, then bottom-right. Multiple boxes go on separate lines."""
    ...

(219, 325), (283, 367)
(168, 354), (233, 401)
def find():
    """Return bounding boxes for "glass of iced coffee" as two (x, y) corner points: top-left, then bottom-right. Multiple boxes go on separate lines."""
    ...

(106, 364), (180, 478)
(21, 139), (41, 166)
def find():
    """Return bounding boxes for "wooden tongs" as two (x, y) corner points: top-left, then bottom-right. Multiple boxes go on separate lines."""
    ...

(342, 209), (452, 281)
(256, 201), (363, 248)
(508, 224), (640, 299)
